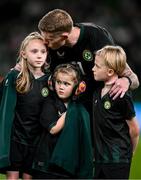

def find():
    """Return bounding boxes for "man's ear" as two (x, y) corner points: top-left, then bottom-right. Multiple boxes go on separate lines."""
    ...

(61, 32), (69, 40)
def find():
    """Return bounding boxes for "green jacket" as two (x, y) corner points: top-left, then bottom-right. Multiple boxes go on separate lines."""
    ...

(33, 101), (94, 178)
(50, 101), (94, 178)
(0, 70), (18, 168)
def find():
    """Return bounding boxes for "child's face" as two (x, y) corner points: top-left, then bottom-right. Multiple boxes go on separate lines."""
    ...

(22, 39), (47, 69)
(55, 72), (76, 102)
(92, 54), (109, 81)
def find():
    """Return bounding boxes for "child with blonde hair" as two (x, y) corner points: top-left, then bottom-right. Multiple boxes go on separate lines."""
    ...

(0, 32), (49, 180)
(92, 45), (140, 179)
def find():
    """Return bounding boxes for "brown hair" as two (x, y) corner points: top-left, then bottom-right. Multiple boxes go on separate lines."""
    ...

(53, 63), (81, 85)
(38, 9), (73, 34)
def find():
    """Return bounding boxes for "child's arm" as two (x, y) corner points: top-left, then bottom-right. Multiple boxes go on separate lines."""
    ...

(40, 96), (66, 134)
(50, 112), (66, 135)
(126, 117), (140, 154)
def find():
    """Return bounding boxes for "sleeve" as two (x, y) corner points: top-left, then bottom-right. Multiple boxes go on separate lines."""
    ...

(119, 92), (136, 120)
(40, 96), (58, 131)
(0, 70), (18, 102)
(40, 95), (66, 131)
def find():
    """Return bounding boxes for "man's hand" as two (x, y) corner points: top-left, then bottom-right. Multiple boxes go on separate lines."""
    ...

(109, 77), (130, 100)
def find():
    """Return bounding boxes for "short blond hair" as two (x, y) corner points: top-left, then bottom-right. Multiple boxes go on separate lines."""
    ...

(96, 45), (126, 75)
(38, 9), (73, 34)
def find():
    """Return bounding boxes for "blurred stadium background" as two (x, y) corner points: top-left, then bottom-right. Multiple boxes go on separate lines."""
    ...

(0, 0), (140, 179)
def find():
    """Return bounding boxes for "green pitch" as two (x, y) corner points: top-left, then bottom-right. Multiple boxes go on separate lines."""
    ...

(0, 174), (5, 179)
(129, 136), (141, 179)
(0, 136), (141, 179)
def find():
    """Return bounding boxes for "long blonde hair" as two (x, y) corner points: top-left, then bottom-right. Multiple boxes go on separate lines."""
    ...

(16, 32), (46, 93)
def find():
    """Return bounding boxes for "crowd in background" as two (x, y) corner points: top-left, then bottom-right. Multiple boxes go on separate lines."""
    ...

(0, 0), (140, 99)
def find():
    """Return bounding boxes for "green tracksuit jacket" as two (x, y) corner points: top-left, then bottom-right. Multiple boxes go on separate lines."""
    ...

(0, 70), (18, 168)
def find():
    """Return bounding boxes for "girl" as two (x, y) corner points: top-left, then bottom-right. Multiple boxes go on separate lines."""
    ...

(33, 63), (94, 179)
(0, 32), (49, 180)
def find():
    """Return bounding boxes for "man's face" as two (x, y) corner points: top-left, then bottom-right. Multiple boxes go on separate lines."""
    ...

(41, 31), (67, 50)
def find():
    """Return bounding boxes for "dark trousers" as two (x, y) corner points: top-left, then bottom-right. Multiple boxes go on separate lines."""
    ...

(33, 170), (71, 179)
(32, 165), (76, 179)
(94, 163), (131, 179)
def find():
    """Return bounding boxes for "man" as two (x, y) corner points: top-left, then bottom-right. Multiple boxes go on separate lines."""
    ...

(38, 9), (139, 114)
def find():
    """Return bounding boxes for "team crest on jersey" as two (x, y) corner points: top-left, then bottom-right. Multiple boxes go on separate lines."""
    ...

(82, 50), (93, 61)
(41, 87), (49, 97)
(104, 101), (111, 110)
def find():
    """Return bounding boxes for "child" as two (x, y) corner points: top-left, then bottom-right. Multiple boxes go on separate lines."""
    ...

(33, 63), (94, 179)
(92, 45), (140, 179)
(0, 32), (49, 180)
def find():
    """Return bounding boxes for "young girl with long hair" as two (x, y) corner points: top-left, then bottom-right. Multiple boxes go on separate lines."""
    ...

(0, 32), (49, 180)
